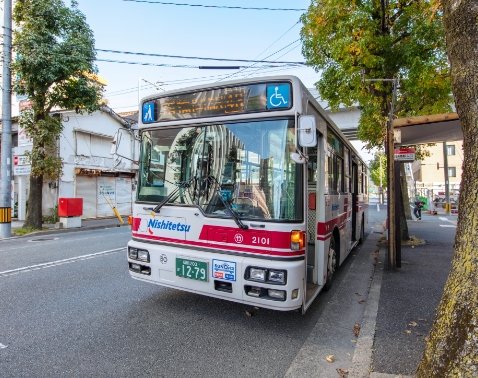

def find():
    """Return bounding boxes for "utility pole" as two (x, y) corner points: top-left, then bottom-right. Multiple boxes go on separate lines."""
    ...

(0, 0), (13, 238)
(386, 78), (398, 270)
(363, 75), (399, 269)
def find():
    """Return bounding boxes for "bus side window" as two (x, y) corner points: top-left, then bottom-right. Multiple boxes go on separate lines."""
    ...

(307, 146), (318, 183)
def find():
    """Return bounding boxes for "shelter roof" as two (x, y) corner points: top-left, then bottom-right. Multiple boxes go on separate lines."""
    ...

(393, 113), (462, 145)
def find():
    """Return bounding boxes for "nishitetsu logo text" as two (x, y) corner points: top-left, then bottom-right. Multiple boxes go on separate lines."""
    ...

(147, 219), (191, 232)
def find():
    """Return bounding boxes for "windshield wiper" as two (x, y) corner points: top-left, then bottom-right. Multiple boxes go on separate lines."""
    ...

(206, 176), (248, 230)
(152, 178), (193, 213)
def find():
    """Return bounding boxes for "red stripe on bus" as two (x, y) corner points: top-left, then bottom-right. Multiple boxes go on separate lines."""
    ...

(131, 232), (304, 257)
(131, 217), (141, 232)
(316, 212), (348, 240)
(198, 225), (291, 249)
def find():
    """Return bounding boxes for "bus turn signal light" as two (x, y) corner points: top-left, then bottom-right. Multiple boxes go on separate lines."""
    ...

(290, 230), (305, 250)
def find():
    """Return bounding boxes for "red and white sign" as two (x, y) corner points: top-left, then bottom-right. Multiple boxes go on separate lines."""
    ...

(13, 155), (30, 166)
(394, 147), (416, 162)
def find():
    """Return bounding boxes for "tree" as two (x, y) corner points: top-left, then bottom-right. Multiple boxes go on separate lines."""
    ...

(301, 0), (451, 146)
(301, 1), (451, 241)
(12, 0), (103, 229)
(369, 151), (387, 202)
(417, 1), (478, 375)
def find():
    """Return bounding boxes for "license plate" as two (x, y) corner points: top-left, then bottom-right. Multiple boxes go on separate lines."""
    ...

(176, 258), (208, 282)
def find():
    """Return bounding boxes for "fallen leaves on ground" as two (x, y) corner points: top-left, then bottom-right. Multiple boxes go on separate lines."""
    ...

(403, 236), (425, 246)
(336, 368), (349, 377)
(325, 354), (336, 363)
(245, 307), (260, 317)
(353, 322), (361, 337)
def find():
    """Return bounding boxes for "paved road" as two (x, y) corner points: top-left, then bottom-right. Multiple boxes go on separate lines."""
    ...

(0, 211), (384, 377)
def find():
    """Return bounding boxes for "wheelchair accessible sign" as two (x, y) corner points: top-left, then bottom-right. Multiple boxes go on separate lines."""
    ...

(266, 83), (291, 110)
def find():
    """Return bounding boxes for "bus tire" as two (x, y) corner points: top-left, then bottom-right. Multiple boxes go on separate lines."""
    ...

(324, 235), (338, 291)
(358, 217), (365, 244)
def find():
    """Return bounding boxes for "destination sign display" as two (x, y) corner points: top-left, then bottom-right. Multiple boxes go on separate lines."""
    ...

(142, 82), (292, 123)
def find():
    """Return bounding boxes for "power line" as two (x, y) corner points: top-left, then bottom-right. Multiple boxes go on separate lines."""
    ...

(242, 41), (302, 78)
(96, 48), (306, 65)
(96, 58), (301, 69)
(219, 38), (301, 82)
(121, 0), (306, 11)
(105, 71), (240, 96)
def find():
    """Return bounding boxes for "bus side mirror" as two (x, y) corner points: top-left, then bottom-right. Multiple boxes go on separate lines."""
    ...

(298, 116), (317, 147)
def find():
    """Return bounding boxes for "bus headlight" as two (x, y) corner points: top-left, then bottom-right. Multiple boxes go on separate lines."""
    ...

(137, 249), (150, 262)
(246, 267), (287, 285)
(128, 247), (138, 259)
(249, 267), (266, 282)
(268, 270), (286, 284)
(128, 247), (150, 263)
(268, 289), (286, 301)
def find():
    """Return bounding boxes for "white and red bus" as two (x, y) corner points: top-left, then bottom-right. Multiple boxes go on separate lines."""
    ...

(127, 76), (368, 312)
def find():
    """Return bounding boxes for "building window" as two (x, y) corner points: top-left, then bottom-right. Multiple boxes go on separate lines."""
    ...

(448, 167), (456, 177)
(446, 145), (456, 156)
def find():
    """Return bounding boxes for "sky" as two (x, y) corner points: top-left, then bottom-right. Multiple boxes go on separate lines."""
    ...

(74, 0), (374, 162)
(75, 0), (319, 112)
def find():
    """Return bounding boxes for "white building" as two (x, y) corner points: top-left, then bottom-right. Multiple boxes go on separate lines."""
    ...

(12, 106), (139, 220)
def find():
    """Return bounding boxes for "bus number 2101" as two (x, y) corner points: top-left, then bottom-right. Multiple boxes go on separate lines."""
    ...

(252, 236), (270, 245)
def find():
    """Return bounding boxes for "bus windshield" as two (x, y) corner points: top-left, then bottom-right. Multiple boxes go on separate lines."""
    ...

(138, 118), (303, 222)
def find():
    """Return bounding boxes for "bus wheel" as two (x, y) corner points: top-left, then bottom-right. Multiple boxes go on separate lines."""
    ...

(324, 237), (337, 291)
(358, 218), (365, 244)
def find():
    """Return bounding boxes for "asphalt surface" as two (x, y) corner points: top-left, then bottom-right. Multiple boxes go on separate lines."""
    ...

(0, 216), (379, 377)
(371, 212), (456, 376)
(2, 208), (456, 377)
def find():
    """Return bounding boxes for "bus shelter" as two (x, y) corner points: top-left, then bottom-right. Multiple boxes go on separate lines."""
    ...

(389, 112), (462, 268)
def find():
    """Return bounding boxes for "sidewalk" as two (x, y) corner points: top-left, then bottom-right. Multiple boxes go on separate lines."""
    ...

(8, 216), (129, 238)
(356, 211), (455, 377)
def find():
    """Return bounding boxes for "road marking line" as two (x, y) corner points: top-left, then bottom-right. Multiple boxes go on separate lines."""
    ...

(0, 247), (125, 277)
(439, 225), (456, 228)
(0, 343), (7, 349)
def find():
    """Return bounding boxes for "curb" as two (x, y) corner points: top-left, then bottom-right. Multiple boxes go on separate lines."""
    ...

(2, 221), (129, 241)
(349, 245), (416, 378)
(349, 246), (384, 378)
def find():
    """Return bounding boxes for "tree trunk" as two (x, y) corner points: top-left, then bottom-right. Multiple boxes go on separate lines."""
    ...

(399, 163), (410, 240)
(401, 164), (412, 220)
(23, 174), (43, 230)
(417, 1), (478, 375)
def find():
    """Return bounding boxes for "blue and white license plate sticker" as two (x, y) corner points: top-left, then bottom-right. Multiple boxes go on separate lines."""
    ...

(212, 259), (236, 281)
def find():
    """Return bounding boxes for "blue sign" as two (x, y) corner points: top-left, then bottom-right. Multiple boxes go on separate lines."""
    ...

(266, 83), (291, 109)
(212, 259), (236, 281)
(142, 102), (156, 123)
